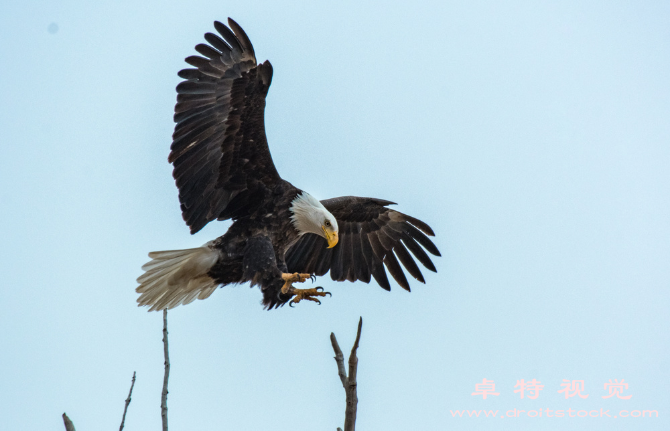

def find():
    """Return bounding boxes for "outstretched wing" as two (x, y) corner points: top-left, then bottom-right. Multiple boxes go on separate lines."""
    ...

(170, 19), (281, 233)
(285, 196), (440, 291)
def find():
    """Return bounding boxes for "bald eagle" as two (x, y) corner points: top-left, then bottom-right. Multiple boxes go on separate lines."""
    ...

(137, 19), (440, 310)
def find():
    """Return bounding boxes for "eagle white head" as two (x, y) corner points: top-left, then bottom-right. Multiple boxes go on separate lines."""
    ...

(289, 192), (339, 248)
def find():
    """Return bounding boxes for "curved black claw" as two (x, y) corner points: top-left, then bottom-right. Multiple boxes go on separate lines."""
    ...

(310, 275), (316, 283)
(288, 286), (331, 308)
(314, 286), (332, 297)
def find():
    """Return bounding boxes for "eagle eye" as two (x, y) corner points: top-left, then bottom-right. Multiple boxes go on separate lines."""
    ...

(325, 220), (331, 227)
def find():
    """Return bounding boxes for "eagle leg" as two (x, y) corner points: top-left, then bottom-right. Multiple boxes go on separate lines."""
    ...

(288, 287), (332, 307)
(280, 272), (313, 294)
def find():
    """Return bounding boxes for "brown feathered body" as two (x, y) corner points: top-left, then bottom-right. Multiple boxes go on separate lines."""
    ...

(206, 180), (303, 308)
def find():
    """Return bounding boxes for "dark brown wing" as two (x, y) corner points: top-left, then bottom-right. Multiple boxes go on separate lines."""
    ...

(285, 196), (440, 291)
(170, 19), (281, 233)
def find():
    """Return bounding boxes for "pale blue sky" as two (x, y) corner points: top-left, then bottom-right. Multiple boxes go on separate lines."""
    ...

(1, 1), (669, 430)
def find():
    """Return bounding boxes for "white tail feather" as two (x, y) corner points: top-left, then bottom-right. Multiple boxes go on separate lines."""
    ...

(136, 242), (219, 311)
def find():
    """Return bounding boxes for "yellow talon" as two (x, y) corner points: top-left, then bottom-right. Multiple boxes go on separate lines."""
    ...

(289, 287), (332, 307)
(280, 272), (313, 294)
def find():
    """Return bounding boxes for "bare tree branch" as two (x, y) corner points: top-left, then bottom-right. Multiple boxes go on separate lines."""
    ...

(161, 309), (170, 431)
(329, 332), (347, 387)
(330, 317), (363, 431)
(119, 371), (136, 431)
(344, 317), (362, 431)
(62, 413), (76, 431)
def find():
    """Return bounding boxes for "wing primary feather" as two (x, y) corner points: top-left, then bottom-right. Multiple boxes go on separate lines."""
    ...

(403, 214), (435, 236)
(173, 104), (219, 130)
(176, 92), (217, 103)
(174, 98), (216, 115)
(381, 224), (403, 241)
(172, 130), (223, 170)
(177, 68), (202, 80)
(384, 251), (410, 291)
(195, 43), (222, 59)
(171, 121), (218, 154)
(204, 32), (232, 52)
(394, 242), (425, 283)
(184, 56), (224, 78)
(214, 21), (243, 52)
(370, 255), (391, 291)
(405, 224), (441, 256)
(176, 81), (215, 95)
(401, 236), (437, 272)
(227, 18), (256, 58)
(376, 229), (395, 250)
(184, 55), (212, 68)
(176, 158), (216, 200)
(367, 231), (387, 260)
(173, 110), (218, 137)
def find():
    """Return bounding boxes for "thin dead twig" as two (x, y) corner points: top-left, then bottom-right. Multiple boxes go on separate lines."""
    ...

(162, 309), (170, 431)
(119, 371), (136, 431)
(330, 317), (363, 431)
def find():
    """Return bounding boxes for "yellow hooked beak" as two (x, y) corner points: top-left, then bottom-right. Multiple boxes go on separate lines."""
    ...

(322, 226), (339, 248)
